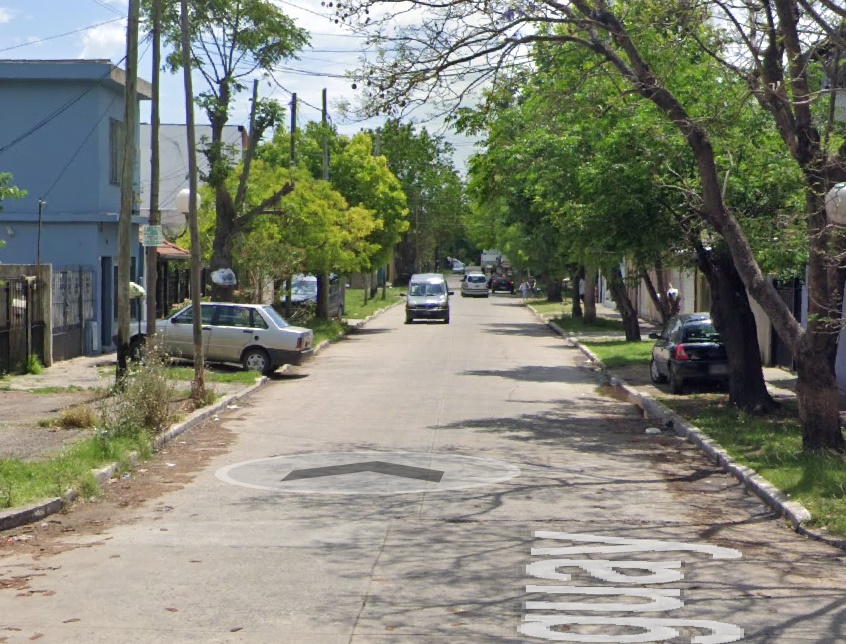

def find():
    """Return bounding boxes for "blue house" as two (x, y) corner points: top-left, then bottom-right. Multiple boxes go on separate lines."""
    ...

(0, 59), (152, 357)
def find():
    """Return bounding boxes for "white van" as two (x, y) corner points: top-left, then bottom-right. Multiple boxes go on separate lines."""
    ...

(403, 273), (453, 324)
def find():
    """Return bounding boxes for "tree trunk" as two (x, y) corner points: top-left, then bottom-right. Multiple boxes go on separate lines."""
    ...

(316, 271), (330, 320)
(795, 350), (846, 451)
(209, 186), (237, 301)
(545, 276), (563, 302)
(641, 265), (673, 324)
(584, 266), (597, 322)
(569, 269), (582, 317)
(697, 246), (774, 413)
(605, 266), (640, 341)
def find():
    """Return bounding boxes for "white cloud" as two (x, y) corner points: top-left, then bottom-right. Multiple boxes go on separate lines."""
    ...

(79, 20), (127, 60)
(0, 7), (16, 24)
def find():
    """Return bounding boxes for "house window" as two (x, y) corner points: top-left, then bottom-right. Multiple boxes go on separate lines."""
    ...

(109, 118), (125, 185)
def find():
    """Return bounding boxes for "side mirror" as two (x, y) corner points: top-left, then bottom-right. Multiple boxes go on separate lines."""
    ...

(648, 332), (659, 339)
(448, 291), (454, 295)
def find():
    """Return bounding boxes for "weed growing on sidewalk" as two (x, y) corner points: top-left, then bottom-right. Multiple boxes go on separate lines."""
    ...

(100, 340), (174, 436)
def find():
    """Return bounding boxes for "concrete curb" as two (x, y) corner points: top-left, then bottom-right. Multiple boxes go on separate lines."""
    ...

(0, 302), (404, 535)
(540, 309), (846, 551)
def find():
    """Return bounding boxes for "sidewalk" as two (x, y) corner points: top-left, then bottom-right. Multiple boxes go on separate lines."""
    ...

(534, 299), (846, 549)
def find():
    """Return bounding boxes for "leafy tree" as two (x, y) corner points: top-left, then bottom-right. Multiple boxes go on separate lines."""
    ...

(375, 120), (467, 279)
(336, 0), (846, 449)
(150, 0), (309, 300)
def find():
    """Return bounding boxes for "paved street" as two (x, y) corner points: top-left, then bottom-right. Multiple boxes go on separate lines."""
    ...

(1, 277), (845, 643)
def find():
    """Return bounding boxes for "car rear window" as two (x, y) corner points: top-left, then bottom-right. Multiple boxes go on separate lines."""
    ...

(467, 275), (486, 283)
(682, 322), (720, 343)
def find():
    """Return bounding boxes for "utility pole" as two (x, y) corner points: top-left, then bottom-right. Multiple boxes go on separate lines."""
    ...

(116, 0), (139, 384)
(374, 129), (388, 300)
(318, 89), (331, 317)
(145, 0), (161, 338)
(181, 0), (205, 401)
(289, 93), (297, 167)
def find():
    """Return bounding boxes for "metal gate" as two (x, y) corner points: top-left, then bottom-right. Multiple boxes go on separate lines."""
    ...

(771, 277), (803, 369)
(0, 277), (46, 375)
(52, 268), (94, 362)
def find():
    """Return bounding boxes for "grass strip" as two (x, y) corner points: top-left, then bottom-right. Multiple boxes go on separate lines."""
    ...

(581, 338), (846, 537)
(0, 432), (151, 509)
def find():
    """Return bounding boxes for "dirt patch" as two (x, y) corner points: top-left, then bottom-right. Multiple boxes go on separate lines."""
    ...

(0, 391), (102, 460)
(0, 415), (235, 558)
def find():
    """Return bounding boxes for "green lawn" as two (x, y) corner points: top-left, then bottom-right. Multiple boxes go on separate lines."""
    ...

(343, 286), (404, 319)
(582, 339), (654, 368)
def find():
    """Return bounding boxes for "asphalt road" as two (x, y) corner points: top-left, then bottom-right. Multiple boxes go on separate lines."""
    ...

(1, 277), (845, 643)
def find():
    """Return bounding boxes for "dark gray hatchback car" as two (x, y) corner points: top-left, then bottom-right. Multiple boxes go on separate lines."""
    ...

(649, 312), (728, 394)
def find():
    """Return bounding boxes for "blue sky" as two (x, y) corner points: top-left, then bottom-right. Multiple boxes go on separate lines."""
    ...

(0, 0), (477, 168)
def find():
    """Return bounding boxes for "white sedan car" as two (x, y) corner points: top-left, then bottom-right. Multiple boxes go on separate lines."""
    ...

(139, 302), (314, 375)
(461, 272), (490, 297)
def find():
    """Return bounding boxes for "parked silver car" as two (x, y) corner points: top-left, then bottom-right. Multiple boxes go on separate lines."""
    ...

(134, 302), (314, 375)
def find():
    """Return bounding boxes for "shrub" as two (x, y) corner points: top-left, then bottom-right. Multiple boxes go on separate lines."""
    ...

(99, 340), (174, 437)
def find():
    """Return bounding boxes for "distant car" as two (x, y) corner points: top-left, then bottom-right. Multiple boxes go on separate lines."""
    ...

(490, 275), (514, 294)
(134, 302), (314, 375)
(649, 312), (728, 394)
(451, 260), (466, 275)
(403, 273), (453, 323)
(281, 273), (345, 319)
(461, 272), (489, 297)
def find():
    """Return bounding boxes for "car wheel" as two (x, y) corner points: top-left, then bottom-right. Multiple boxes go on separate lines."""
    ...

(669, 365), (684, 395)
(405, 314), (413, 324)
(649, 358), (667, 384)
(242, 348), (272, 375)
(444, 314), (450, 324)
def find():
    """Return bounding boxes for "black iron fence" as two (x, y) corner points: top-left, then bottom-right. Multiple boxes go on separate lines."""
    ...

(52, 267), (95, 362)
(0, 276), (46, 375)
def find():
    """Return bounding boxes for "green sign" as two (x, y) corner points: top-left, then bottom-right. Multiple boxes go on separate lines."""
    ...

(142, 225), (163, 247)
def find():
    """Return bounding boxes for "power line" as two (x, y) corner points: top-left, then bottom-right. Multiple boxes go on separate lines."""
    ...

(0, 17), (125, 54)
(0, 54), (129, 157)
(89, 0), (126, 17)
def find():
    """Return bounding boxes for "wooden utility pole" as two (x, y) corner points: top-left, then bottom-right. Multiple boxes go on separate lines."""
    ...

(181, 0), (205, 401)
(319, 90), (331, 317)
(145, 0), (162, 338)
(116, 0), (139, 384)
(289, 93), (297, 167)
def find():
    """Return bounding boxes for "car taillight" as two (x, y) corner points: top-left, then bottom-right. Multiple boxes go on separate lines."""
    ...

(296, 336), (304, 349)
(675, 344), (690, 361)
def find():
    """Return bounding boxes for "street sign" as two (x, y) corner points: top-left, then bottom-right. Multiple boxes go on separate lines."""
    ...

(141, 224), (163, 247)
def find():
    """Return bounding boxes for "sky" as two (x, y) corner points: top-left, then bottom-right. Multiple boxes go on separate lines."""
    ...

(0, 0), (478, 170)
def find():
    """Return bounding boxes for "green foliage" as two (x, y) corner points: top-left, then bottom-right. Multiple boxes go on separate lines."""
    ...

(100, 341), (175, 437)
(377, 120), (468, 272)
(24, 354), (44, 375)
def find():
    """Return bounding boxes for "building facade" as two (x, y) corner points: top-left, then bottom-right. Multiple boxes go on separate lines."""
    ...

(0, 59), (151, 355)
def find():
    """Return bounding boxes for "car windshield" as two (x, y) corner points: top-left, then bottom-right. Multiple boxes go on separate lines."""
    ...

(682, 322), (720, 343)
(409, 282), (445, 296)
(292, 280), (317, 295)
(260, 305), (289, 328)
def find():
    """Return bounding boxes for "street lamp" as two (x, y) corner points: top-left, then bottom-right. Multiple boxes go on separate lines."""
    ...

(175, 187), (200, 221)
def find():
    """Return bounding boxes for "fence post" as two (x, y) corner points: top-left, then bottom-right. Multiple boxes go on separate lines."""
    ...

(24, 278), (32, 362)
